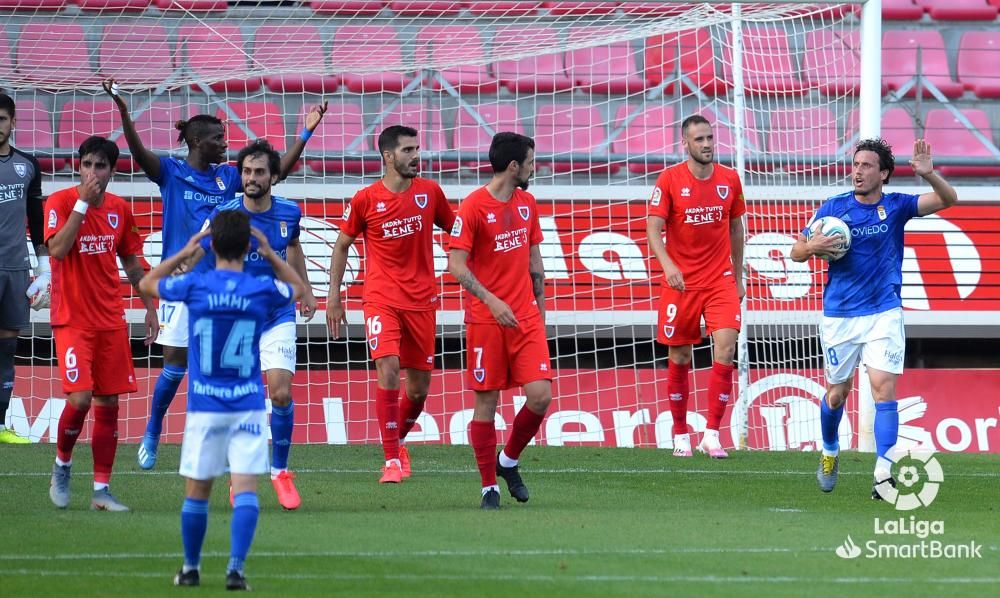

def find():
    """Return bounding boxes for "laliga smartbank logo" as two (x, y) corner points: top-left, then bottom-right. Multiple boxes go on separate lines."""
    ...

(835, 447), (982, 560)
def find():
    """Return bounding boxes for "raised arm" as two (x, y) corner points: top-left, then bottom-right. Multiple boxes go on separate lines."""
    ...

(139, 230), (209, 298)
(286, 237), (317, 321)
(529, 244), (546, 324)
(278, 101), (328, 181)
(912, 139), (958, 216)
(646, 215), (684, 292)
(325, 231), (355, 338)
(449, 248), (518, 327)
(103, 78), (161, 180)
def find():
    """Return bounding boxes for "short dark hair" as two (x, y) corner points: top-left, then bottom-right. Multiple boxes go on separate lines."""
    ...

(377, 125), (419, 158)
(236, 139), (280, 177)
(855, 138), (895, 185)
(488, 132), (534, 174)
(78, 136), (120, 166)
(175, 114), (224, 146)
(0, 93), (14, 119)
(211, 210), (251, 262)
(681, 114), (711, 136)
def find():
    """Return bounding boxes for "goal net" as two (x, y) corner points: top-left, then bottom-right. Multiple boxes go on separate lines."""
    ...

(4, 0), (871, 453)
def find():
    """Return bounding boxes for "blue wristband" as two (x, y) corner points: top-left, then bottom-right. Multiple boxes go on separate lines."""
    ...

(300, 128), (313, 143)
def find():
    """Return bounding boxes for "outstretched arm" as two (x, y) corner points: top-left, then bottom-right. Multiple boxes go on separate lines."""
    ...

(103, 78), (161, 180)
(912, 139), (958, 216)
(278, 101), (328, 181)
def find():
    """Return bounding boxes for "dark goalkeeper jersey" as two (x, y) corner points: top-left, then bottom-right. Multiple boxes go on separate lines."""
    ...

(0, 147), (43, 271)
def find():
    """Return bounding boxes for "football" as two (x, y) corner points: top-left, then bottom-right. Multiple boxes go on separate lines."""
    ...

(808, 216), (852, 261)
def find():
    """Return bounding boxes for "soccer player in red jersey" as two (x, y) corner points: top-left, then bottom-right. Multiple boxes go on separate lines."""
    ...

(448, 132), (551, 510)
(45, 136), (158, 511)
(646, 115), (746, 459)
(326, 126), (454, 484)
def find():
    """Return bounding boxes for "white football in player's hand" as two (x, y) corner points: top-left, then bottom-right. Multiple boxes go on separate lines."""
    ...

(808, 216), (852, 262)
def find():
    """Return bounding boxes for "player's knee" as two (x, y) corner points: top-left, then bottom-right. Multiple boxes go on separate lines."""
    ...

(163, 346), (187, 368)
(269, 387), (292, 407)
(407, 388), (428, 404)
(826, 388), (849, 409)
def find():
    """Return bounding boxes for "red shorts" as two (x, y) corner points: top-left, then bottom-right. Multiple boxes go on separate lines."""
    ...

(54, 326), (137, 395)
(656, 282), (741, 346)
(466, 317), (552, 391)
(363, 303), (436, 371)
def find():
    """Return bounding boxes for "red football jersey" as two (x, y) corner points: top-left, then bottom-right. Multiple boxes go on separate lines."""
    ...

(450, 186), (544, 324)
(648, 162), (746, 290)
(341, 177), (455, 311)
(45, 186), (143, 330)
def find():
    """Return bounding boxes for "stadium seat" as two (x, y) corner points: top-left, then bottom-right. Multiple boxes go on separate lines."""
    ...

(701, 107), (762, 163)
(416, 25), (498, 94)
(957, 31), (1000, 99)
(16, 23), (99, 87)
(493, 26), (574, 93)
(77, 0), (151, 10)
(722, 28), (807, 96)
(541, 2), (619, 15)
(766, 107), (843, 174)
(454, 102), (524, 171)
(332, 25), (414, 93)
(390, 1), (464, 15)
(645, 29), (729, 96)
(255, 25), (339, 93)
(534, 104), (617, 174)
(57, 99), (182, 172)
(882, 30), (964, 99)
(0, 0), (65, 10)
(308, 1), (384, 14)
(880, 0), (925, 20)
(369, 102), (452, 171)
(918, 0), (997, 20)
(845, 107), (918, 176)
(11, 99), (66, 173)
(216, 102), (288, 158)
(610, 104), (676, 174)
(154, 0), (227, 10)
(803, 29), (864, 96)
(301, 102), (372, 175)
(565, 28), (645, 94)
(924, 108), (1000, 177)
(99, 22), (174, 87)
(465, 2), (539, 15)
(177, 24), (262, 93)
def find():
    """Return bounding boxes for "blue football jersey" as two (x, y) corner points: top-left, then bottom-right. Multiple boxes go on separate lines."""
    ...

(159, 270), (292, 412)
(199, 195), (302, 330)
(805, 191), (921, 317)
(152, 156), (242, 260)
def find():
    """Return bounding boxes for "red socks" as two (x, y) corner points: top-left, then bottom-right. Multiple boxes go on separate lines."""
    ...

(667, 361), (691, 435)
(375, 387), (400, 461)
(397, 393), (424, 441)
(469, 420), (497, 487)
(91, 404), (119, 485)
(706, 361), (735, 431)
(503, 408), (544, 461)
(56, 402), (90, 463)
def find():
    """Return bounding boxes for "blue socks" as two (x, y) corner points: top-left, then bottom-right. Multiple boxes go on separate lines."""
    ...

(820, 395), (844, 454)
(229, 492), (260, 574)
(180, 497), (209, 571)
(270, 402), (294, 471)
(146, 365), (186, 439)
(874, 400), (899, 459)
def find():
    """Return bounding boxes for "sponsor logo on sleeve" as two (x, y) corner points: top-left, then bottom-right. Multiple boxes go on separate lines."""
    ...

(48, 209), (57, 229)
(342, 205), (352, 221)
(651, 187), (662, 206)
(451, 216), (463, 237)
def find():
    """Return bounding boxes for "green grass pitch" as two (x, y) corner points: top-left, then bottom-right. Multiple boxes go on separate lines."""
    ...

(1, 444), (997, 596)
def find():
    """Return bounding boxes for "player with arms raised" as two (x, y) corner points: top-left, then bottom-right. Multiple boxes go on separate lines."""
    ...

(448, 132), (551, 510)
(791, 139), (957, 498)
(646, 115), (746, 459)
(140, 212), (304, 590)
(326, 126), (454, 484)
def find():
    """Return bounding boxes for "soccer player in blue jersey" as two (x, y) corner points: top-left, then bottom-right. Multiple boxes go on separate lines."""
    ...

(101, 78), (326, 471)
(194, 140), (316, 509)
(790, 139), (957, 499)
(139, 210), (304, 590)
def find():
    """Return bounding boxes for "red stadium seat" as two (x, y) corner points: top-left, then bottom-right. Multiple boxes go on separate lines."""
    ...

(565, 28), (644, 94)
(99, 22), (174, 87)
(370, 102), (452, 171)
(918, 0), (997, 20)
(57, 99), (182, 171)
(16, 23), (98, 87)
(416, 25), (498, 94)
(308, 1), (385, 14)
(534, 104), (617, 174)
(700, 107), (762, 163)
(541, 2), (619, 15)
(880, 0), (925, 19)
(332, 25), (414, 93)
(301, 103), (372, 175)
(767, 107), (842, 174)
(465, 2), (539, 15)
(216, 102), (287, 158)
(0, 1), (65, 10)
(611, 104), (676, 174)
(154, 0), (227, 10)
(454, 102), (524, 171)
(12, 100), (66, 172)
(0, 27), (12, 83)
(882, 30), (964, 99)
(390, 1), (464, 15)
(493, 26), (573, 93)
(803, 29), (865, 96)
(924, 108), (1000, 177)
(722, 28), (807, 96)
(645, 29), (728, 96)
(77, 0), (151, 10)
(255, 25), (339, 94)
(957, 31), (1000, 99)
(177, 24), (261, 93)
(845, 107), (918, 176)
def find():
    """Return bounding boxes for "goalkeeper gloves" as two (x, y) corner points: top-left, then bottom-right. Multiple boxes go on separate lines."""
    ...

(26, 255), (51, 310)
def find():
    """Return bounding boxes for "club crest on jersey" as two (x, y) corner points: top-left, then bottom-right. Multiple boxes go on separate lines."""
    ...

(877, 205), (887, 221)
(473, 368), (486, 383)
(518, 206), (530, 221)
(414, 193), (428, 209)
(107, 213), (119, 229)
(279, 221), (288, 238)
(717, 185), (729, 200)
(663, 325), (675, 339)
(14, 163), (26, 178)
(66, 369), (79, 383)
(215, 176), (226, 191)
(368, 337), (378, 351)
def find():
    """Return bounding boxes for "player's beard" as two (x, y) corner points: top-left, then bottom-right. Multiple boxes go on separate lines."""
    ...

(394, 160), (419, 179)
(689, 150), (713, 166)
(244, 182), (270, 200)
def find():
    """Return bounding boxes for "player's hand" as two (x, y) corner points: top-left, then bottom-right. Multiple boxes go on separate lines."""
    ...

(101, 78), (126, 107)
(911, 138), (934, 177)
(143, 307), (159, 346)
(808, 231), (844, 258)
(736, 278), (746, 302)
(249, 226), (274, 257)
(300, 290), (318, 322)
(79, 171), (103, 206)
(487, 297), (519, 328)
(326, 301), (347, 338)
(26, 274), (51, 310)
(182, 229), (210, 257)
(304, 101), (328, 132)
(664, 263), (685, 292)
